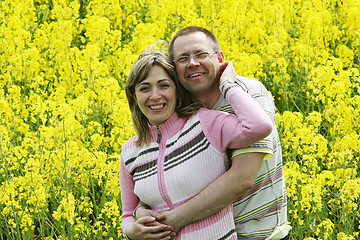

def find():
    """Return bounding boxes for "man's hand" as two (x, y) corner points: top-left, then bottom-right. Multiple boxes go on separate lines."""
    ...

(125, 216), (175, 240)
(135, 206), (166, 223)
(158, 210), (184, 233)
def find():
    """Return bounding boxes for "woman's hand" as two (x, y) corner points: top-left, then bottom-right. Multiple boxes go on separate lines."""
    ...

(125, 216), (175, 240)
(219, 61), (237, 85)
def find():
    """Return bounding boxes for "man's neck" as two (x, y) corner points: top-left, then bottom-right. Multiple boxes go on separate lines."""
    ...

(195, 90), (221, 109)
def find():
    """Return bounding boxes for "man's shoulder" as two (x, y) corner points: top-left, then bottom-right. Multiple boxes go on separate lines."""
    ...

(235, 75), (267, 92)
(235, 75), (273, 99)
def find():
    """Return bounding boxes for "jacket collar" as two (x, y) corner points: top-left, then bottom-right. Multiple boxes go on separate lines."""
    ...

(148, 113), (187, 143)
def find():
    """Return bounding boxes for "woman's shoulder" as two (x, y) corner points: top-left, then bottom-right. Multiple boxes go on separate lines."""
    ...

(121, 136), (139, 153)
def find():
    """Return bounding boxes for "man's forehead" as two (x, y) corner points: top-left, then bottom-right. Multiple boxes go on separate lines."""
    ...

(174, 45), (205, 56)
(173, 32), (213, 55)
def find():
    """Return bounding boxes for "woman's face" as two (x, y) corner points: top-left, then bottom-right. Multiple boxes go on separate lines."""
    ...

(135, 65), (177, 126)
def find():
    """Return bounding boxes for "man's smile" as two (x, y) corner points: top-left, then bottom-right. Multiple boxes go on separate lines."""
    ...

(187, 72), (205, 78)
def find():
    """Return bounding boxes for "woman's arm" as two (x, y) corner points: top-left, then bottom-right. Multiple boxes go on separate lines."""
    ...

(119, 156), (139, 229)
(120, 153), (174, 239)
(200, 62), (272, 152)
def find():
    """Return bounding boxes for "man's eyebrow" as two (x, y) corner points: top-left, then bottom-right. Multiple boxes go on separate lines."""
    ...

(177, 50), (204, 56)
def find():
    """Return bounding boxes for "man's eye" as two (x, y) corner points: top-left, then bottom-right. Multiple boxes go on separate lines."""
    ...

(195, 52), (208, 59)
(177, 57), (189, 63)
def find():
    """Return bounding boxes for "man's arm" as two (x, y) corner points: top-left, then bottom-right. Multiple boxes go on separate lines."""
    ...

(160, 152), (264, 231)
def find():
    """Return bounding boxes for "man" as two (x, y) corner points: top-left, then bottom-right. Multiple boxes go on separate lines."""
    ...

(135, 26), (290, 240)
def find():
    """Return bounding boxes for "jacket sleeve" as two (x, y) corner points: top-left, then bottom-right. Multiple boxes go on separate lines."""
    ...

(199, 83), (273, 153)
(232, 77), (277, 157)
(119, 152), (137, 231)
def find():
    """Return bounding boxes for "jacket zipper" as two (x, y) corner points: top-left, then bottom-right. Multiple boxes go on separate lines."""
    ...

(156, 125), (174, 209)
(156, 126), (162, 144)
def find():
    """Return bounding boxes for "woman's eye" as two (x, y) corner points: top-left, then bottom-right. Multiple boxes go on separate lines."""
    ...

(139, 87), (149, 92)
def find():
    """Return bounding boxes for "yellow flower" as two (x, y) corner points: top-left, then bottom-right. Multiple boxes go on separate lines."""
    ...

(52, 192), (76, 225)
(90, 133), (103, 149)
(316, 219), (334, 239)
(337, 232), (356, 240)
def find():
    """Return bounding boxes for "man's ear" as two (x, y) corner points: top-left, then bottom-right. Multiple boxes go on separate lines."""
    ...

(217, 51), (225, 63)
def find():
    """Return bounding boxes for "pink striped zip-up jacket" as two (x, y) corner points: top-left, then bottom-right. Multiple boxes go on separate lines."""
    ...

(120, 83), (272, 240)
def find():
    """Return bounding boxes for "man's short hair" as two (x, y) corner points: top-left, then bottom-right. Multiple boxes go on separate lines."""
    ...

(168, 26), (221, 62)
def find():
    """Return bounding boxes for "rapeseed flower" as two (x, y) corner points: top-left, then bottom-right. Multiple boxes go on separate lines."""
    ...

(1, 0), (360, 239)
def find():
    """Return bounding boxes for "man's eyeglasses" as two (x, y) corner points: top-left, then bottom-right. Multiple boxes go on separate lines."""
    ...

(174, 52), (218, 65)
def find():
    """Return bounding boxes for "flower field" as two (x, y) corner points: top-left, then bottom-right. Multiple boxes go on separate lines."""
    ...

(0, 0), (359, 239)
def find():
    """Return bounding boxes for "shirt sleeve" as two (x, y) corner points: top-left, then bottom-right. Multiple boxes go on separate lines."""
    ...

(231, 147), (273, 160)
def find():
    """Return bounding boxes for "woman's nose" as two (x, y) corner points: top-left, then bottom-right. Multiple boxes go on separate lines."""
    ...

(149, 89), (161, 100)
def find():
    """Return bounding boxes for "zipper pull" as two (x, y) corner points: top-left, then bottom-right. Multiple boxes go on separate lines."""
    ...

(156, 126), (162, 144)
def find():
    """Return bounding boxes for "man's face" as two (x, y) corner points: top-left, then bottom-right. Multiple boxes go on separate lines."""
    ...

(172, 32), (225, 97)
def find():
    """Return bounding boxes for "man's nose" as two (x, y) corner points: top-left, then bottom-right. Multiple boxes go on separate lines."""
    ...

(188, 56), (200, 66)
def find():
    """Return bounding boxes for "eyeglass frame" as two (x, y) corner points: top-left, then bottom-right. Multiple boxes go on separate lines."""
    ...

(173, 51), (218, 65)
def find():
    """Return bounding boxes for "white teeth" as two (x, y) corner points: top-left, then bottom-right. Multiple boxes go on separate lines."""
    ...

(189, 73), (203, 78)
(150, 104), (164, 110)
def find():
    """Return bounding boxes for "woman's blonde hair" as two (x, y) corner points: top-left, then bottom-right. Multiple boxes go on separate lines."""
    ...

(125, 52), (201, 146)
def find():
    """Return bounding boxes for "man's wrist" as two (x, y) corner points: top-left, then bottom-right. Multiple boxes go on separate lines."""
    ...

(168, 206), (188, 229)
(133, 203), (150, 220)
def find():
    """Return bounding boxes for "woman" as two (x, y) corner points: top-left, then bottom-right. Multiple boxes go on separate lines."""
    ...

(120, 52), (272, 240)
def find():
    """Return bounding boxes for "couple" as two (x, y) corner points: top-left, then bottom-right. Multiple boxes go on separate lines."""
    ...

(120, 26), (291, 239)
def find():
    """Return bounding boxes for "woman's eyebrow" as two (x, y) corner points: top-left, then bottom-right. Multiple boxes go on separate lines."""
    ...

(158, 79), (171, 83)
(138, 81), (150, 86)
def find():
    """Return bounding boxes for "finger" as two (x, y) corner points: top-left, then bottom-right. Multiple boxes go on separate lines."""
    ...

(135, 206), (154, 219)
(137, 216), (156, 224)
(150, 210), (166, 221)
(146, 222), (174, 231)
(169, 231), (177, 238)
(219, 61), (229, 74)
(142, 222), (172, 233)
(158, 236), (172, 240)
(223, 62), (235, 73)
(161, 224), (174, 231)
(142, 218), (174, 232)
(150, 230), (173, 240)
(145, 220), (164, 227)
